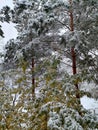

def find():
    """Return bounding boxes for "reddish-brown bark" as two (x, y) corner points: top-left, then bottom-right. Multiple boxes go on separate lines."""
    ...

(32, 57), (35, 97)
(69, 0), (79, 98)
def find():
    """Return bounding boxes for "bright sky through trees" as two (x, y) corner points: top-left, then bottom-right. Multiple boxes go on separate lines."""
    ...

(0, 0), (17, 46)
(0, 0), (14, 9)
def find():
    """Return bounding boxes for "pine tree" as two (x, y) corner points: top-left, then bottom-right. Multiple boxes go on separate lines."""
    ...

(2, 0), (98, 103)
(71, 0), (98, 84)
(1, 0), (98, 129)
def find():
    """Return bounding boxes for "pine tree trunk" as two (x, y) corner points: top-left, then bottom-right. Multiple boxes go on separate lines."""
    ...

(32, 57), (35, 98)
(71, 48), (80, 98)
(29, 30), (35, 98)
(69, 0), (80, 99)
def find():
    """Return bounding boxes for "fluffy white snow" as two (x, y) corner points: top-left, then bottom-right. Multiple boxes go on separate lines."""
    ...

(81, 96), (98, 110)
(81, 96), (98, 116)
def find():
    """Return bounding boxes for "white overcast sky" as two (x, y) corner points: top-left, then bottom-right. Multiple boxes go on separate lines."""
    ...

(0, 0), (17, 44)
(0, 0), (14, 9)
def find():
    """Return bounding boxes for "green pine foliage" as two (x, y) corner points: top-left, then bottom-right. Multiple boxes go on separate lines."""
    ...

(0, 58), (98, 130)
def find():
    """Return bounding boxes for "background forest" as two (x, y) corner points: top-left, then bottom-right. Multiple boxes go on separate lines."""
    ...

(0, 0), (98, 129)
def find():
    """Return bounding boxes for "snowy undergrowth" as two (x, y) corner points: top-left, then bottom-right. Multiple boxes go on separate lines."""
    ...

(1, 64), (98, 129)
(0, 52), (98, 129)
